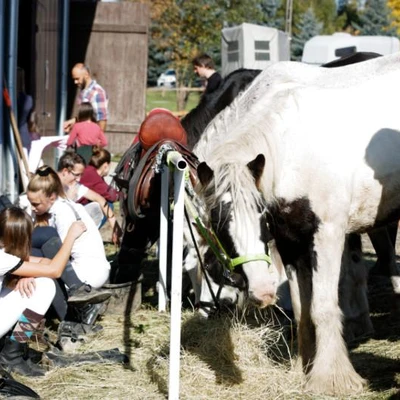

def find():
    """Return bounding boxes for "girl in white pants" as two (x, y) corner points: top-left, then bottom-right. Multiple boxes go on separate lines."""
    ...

(0, 207), (86, 377)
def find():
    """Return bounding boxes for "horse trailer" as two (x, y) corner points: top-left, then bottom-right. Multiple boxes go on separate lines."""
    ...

(302, 32), (400, 66)
(221, 23), (290, 77)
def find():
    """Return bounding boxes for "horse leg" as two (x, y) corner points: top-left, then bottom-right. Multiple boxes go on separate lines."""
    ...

(305, 227), (366, 395)
(368, 224), (398, 277)
(339, 234), (373, 342)
(368, 225), (400, 312)
(116, 214), (160, 283)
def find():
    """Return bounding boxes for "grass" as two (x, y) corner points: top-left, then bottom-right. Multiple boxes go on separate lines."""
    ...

(146, 88), (202, 114)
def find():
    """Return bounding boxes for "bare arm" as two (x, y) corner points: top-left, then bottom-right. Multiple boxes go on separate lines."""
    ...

(63, 117), (77, 133)
(84, 189), (121, 245)
(12, 221), (86, 279)
(98, 120), (107, 132)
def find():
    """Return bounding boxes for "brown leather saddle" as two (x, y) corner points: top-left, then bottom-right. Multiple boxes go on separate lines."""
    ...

(119, 109), (199, 220)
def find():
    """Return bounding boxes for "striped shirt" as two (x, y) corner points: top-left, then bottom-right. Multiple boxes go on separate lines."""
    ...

(78, 80), (109, 122)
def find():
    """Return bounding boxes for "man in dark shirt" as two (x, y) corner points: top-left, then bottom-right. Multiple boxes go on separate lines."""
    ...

(192, 53), (222, 94)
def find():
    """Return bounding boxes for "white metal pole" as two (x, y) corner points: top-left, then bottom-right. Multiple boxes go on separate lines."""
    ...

(168, 167), (185, 400)
(158, 165), (170, 312)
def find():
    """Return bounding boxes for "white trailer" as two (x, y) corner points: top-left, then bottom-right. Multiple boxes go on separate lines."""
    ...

(221, 23), (290, 77)
(302, 32), (400, 66)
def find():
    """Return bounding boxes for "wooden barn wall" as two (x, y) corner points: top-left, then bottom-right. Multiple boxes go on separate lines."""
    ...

(69, 2), (149, 155)
(35, 0), (59, 137)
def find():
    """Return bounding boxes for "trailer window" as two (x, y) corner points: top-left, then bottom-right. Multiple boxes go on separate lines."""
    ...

(227, 41), (239, 62)
(255, 40), (270, 61)
(335, 46), (357, 58)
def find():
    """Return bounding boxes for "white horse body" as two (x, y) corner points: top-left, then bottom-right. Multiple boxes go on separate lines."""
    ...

(195, 54), (400, 394)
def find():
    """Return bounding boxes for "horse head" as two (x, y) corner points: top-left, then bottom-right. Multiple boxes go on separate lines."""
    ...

(195, 154), (283, 313)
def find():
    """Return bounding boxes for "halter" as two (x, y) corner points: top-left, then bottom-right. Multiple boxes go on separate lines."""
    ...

(184, 194), (271, 271)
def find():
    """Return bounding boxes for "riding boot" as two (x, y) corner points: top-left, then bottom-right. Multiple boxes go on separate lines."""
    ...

(0, 338), (45, 377)
(75, 303), (105, 326)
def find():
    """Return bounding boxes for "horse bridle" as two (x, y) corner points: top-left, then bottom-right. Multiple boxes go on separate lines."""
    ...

(184, 190), (272, 316)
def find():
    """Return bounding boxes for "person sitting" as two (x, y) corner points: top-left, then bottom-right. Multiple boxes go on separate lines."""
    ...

(79, 146), (120, 228)
(66, 102), (108, 163)
(57, 151), (122, 245)
(0, 207), (86, 376)
(27, 166), (112, 342)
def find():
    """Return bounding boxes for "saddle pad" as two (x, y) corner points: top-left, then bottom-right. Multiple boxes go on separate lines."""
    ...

(139, 108), (188, 150)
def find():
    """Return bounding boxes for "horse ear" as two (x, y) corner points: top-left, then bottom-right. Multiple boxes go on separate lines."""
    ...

(247, 154), (265, 188)
(197, 162), (214, 186)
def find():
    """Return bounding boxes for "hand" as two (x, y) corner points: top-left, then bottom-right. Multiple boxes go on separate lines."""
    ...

(63, 118), (75, 133)
(15, 277), (36, 298)
(112, 221), (123, 246)
(68, 221), (87, 239)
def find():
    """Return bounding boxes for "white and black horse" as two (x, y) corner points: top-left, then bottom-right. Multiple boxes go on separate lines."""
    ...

(194, 54), (400, 395)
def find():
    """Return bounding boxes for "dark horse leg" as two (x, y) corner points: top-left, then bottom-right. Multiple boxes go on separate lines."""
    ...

(368, 222), (399, 277)
(114, 212), (161, 283)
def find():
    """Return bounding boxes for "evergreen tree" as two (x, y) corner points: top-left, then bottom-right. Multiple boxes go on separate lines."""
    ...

(338, 0), (348, 13)
(291, 7), (322, 61)
(356, 0), (397, 35)
(259, 0), (285, 29)
(337, 0), (362, 33)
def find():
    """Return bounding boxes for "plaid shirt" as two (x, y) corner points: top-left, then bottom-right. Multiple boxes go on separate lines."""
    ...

(78, 80), (109, 122)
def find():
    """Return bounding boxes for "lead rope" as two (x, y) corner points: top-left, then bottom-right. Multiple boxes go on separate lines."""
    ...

(184, 205), (221, 314)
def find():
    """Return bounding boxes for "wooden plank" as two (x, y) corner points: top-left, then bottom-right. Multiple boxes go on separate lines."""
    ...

(70, 23), (147, 34)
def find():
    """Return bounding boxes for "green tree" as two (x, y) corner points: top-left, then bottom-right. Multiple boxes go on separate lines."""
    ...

(388, 0), (400, 35)
(337, 0), (362, 33)
(356, 0), (397, 35)
(291, 7), (323, 61)
(259, 0), (285, 29)
(311, 0), (340, 33)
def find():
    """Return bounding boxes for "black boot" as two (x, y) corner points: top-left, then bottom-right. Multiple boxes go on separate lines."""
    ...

(0, 338), (45, 377)
(76, 303), (105, 326)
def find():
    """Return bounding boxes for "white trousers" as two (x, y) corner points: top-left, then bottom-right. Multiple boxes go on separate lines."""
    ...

(0, 277), (56, 338)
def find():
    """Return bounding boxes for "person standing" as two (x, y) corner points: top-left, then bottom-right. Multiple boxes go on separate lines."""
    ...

(63, 63), (109, 133)
(66, 102), (108, 149)
(192, 53), (222, 94)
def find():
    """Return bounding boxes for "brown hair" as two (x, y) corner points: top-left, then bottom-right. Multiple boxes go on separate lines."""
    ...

(89, 146), (111, 169)
(28, 165), (66, 199)
(57, 151), (86, 171)
(77, 102), (96, 123)
(0, 207), (32, 260)
(192, 53), (215, 69)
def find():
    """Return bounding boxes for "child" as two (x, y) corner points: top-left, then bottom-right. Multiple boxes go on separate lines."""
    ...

(0, 207), (86, 376)
(66, 102), (107, 148)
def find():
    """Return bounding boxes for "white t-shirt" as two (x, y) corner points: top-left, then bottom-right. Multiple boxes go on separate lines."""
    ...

(64, 182), (89, 203)
(0, 249), (23, 292)
(48, 198), (110, 288)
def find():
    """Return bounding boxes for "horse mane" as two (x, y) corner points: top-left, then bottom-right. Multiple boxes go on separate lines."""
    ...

(181, 68), (261, 149)
(200, 160), (266, 230)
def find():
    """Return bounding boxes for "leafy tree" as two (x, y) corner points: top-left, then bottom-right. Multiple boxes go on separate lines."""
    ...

(291, 7), (323, 61)
(310, 0), (340, 33)
(388, 0), (400, 35)
(356, 0), (397, 35)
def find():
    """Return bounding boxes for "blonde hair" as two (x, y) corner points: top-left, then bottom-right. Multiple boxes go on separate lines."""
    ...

(0, 207), (32, 260)
(27, 165), (66, 199)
